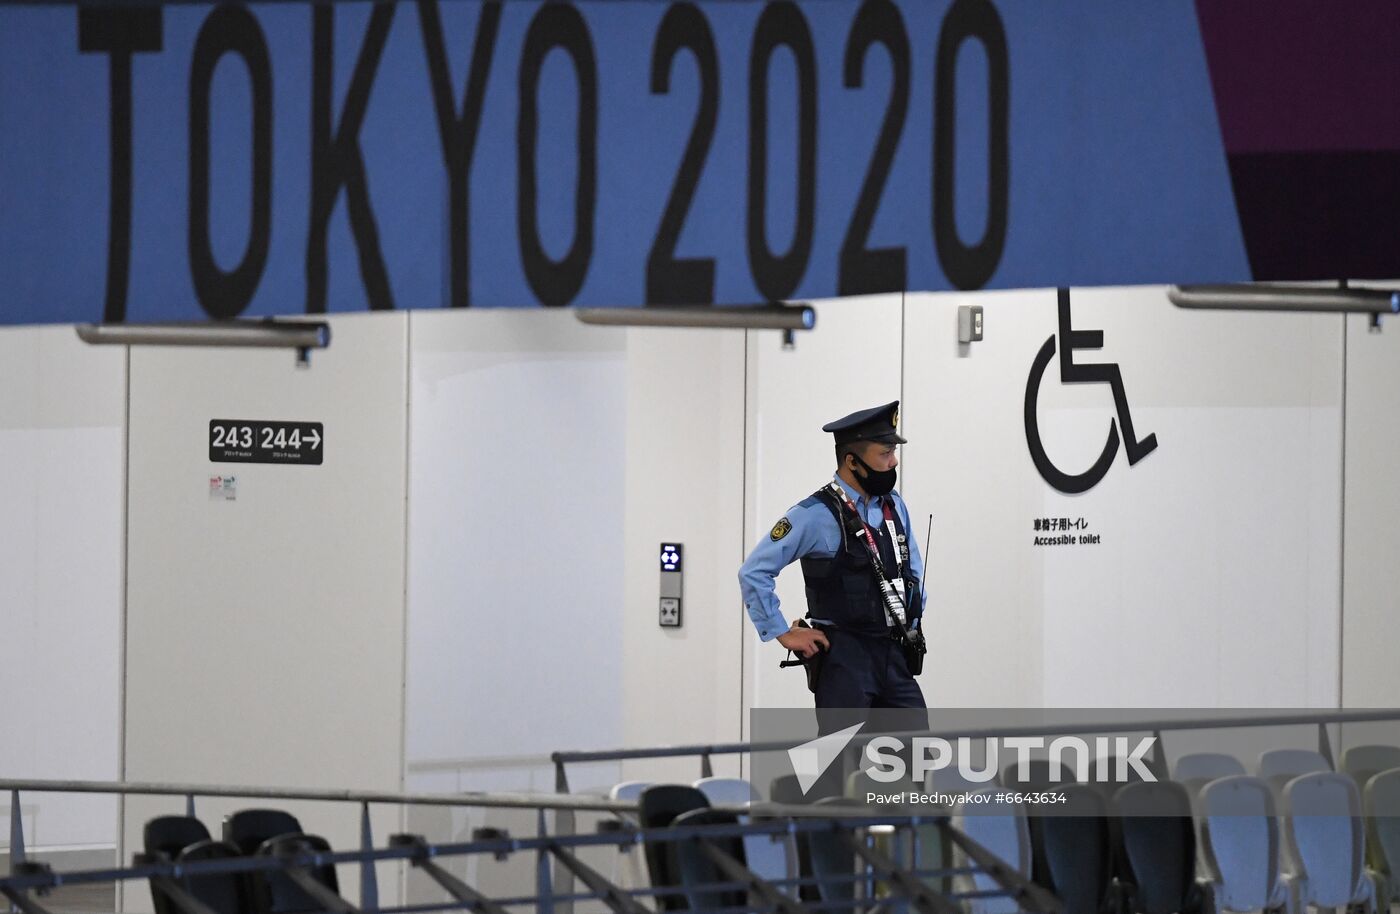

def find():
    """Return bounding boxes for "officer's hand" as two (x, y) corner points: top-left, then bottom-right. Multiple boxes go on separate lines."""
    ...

(777, 623), (829, 658)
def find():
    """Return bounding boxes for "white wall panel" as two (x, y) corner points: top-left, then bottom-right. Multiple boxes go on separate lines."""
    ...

(0, 325), (124, 852)
(1342, 312), (1400, 706)
(902, 286), (1342, 708)
(402, 311), (629, 903)
(405, 311), (627, 777)
(124, 312), (409, 906)
(621, 327), (746, 786)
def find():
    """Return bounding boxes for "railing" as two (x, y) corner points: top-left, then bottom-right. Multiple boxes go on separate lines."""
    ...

(10, 709), (1398, 914)
(0, 778), (645, 913)
(0, 780), (1049, 914)
(549, 708), (1400, 793)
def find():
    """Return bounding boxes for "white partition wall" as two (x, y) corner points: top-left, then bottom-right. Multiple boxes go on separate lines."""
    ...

(901, 289), (1051, 708)
(404, 315), (747, 789)
(0, 326), (124, 866)
(620, 327), (747, 785)
(402, 310), (629, 899)
(123, 313), (410, 907)
(901, 286), (1343, 708)
(1341, 311), (1400, 706)
(405, 311), (628, 788)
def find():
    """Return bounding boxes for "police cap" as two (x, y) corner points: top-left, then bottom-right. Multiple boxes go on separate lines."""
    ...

(822, 401), (906, 446)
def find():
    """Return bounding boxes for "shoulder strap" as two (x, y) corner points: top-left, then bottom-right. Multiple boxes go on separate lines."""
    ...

(882, 499), (910, 578)
(808, 488), (848, 554)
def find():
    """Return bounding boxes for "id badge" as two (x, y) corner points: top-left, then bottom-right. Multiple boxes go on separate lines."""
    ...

(884, 519), (907, 566)
(887, 577), (906, 626)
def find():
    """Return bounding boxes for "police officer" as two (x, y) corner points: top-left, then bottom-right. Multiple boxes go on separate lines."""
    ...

(739, 401), (926, 710)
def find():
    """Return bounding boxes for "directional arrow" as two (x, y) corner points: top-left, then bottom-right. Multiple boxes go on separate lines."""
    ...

(306, 428), (321, 449)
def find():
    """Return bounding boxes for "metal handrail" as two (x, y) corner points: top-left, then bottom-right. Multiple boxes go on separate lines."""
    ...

(0, 779), (634, 914)
(0, 778), (965, 914)
(0, 779), (636, 813)
(0, 815), (1047, 914)
(10, 708), (1393, 912)
(550, 708), (1400, 790)
(0, 815), (933, 891)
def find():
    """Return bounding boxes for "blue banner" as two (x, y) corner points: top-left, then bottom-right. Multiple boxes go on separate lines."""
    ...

(0, 1), (1255, 324)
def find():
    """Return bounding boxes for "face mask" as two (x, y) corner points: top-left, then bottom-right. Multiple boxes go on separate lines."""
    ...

(849, 453), (897, 497)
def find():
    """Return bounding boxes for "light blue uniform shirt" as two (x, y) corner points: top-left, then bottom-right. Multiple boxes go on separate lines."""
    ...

(738, 474), (925, 642)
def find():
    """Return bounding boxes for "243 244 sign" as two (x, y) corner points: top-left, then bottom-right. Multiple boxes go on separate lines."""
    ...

(210, 420), (323, 466)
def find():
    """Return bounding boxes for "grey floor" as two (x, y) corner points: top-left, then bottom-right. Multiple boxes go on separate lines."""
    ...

(25, 882), (117, 914)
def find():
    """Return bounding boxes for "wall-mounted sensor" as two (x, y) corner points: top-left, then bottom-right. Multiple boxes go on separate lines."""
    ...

(659, 543), (683, 627)
(958, 305), (984, 343)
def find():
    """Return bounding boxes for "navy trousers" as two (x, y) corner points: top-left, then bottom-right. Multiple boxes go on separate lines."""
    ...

(805, 627), (926, 799)
(813, 627), (926, 711)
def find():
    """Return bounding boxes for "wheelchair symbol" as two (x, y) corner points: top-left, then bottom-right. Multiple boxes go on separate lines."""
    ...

(1024, 289), (1158, 494)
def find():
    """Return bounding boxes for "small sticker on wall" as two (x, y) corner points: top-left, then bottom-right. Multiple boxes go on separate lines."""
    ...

(209, 475), (237, 501)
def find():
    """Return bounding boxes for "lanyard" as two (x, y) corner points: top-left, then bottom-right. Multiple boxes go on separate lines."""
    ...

(829, 484), (899, 571)
(826, 482), (908, 627)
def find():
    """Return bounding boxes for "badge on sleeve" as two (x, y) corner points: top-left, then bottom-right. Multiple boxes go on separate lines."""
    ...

(770, 517), (793, 541)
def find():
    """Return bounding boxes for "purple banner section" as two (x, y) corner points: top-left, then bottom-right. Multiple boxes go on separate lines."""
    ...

(1195, 1), (1400, 155)
(1195, 1), (1400, 280)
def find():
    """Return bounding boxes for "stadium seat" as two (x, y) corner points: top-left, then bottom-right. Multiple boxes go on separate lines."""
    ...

(1281, 772), (1379, 913)
(1080, 756), (1149, 887)
(144, 815), (212, 861)
(1363, 768), (1400, 903)
(807, 797), (859, 908)
(1033, 784), (1113, 914)
(692, 777), (790, 896)
(999, 758), (1069, 790)
(671, 807), (748, 912)
(1256, 748), (1331, 797)
(1173, 752), (1246, 797)
(223, 808), (304, 855)
(1114, 781), (1202, 914)
(904, 800), (953, 896)
(639, 784), (709, 828)
(927, 762), (993, 800)
(952, 787), (1031, 914)
(638, 785), (710, 911)
(767, 774), (820, 901)
(1342, 745), (1400, 791)
(1173, 752), (1249, 873)
(254, 833), (341, 914)
(173, 840), (254, 914)
(1197, 776), (1290, 914)
(845, 767), (902, 805)
(844, 767), (909, 898)
(769, 771), (838, 804)
(692, 777), (757, 805)
(1000, 758), (1067, 884)
(224, 811), (339, 914)
(143, 817), (218, 914)
(607, 780), (651, 892)
(609, 780), (650, 802)
(1089, 755), (1150, 790)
